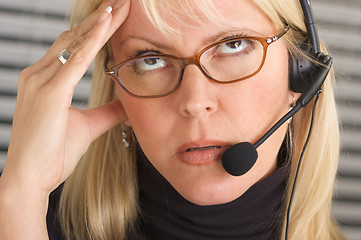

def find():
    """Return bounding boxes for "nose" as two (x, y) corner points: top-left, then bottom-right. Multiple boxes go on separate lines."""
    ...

(176, 65), (218, 118)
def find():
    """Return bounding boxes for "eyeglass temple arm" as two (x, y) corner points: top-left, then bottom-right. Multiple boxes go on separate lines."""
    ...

(103, 55), (113, 75)
(266, 24), (290, 44)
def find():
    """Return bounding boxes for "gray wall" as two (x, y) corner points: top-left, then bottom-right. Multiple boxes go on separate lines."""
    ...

(0, 0), (360, 239)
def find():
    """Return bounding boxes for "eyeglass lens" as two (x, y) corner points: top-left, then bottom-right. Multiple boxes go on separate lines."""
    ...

(116, 38), (265, 97)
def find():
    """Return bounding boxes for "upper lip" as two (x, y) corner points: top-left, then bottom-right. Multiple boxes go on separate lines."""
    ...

(177, 140), (232, 153)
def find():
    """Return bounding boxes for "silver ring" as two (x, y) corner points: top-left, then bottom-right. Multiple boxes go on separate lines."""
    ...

(58, 49), (71, 64)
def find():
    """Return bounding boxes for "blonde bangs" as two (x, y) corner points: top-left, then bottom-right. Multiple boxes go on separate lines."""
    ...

(137, 0), (229, 38)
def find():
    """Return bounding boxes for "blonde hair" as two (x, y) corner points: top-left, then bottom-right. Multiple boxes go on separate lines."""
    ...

(59, 0), (346, 239)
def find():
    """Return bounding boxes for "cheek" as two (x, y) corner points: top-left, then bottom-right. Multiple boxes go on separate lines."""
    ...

(255, 42), (289, 107)
(230, 42), (289, 140)
(115, 88), (153, 130)
(114, 87), (173, 148)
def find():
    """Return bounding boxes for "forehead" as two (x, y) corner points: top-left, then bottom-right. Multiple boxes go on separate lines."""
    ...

(112, 0), (275, 51)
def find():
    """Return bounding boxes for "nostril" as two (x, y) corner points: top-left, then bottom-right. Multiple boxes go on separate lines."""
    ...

(181, 103), (215, 118)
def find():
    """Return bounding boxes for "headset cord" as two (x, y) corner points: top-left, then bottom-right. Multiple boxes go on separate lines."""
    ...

(284, 90), (321, 240)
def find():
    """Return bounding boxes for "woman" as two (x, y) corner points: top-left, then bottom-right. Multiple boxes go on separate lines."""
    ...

(0, 0), (346, 239)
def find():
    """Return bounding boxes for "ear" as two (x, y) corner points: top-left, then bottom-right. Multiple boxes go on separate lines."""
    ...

(124, 119), (132, 127)
(112, 85), (132, 127)
(289, 91), (301, 106)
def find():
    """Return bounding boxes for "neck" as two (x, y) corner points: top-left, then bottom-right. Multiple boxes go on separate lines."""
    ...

(132, 147), (288, 240)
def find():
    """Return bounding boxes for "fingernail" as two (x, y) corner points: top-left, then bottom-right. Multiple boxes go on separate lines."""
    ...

(113, 0), (125, 10)
(98, 6), (112, 23)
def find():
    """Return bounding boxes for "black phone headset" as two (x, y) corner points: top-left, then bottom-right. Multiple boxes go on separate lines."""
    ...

(286, 0), (333, 239)
(289, 0), (332, 97)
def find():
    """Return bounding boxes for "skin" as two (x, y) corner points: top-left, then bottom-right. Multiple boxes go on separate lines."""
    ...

(0, 0), (131, 238)
(0, 0), (296, 238)
(111, 0), (295, 206)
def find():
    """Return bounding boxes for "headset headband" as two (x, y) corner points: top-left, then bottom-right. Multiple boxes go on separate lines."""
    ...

(299, 0), (320, 54)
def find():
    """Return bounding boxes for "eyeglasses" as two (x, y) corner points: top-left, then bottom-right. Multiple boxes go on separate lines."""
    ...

(104, 25), (290, 98)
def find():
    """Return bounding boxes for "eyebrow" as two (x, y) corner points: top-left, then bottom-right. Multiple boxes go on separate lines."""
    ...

(204, 28), (265, 43)
(118, 27), (263, 51)
(118, 36), (173, 51)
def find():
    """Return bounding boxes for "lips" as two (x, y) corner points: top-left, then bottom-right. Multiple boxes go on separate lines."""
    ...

(186, 146), (221, 152)
(176, 141), (231, 166)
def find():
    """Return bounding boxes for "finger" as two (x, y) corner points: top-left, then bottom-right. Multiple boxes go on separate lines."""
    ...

(78, 100), (127, 142)
(30, 60), (64, 87)
(15, 59), (66, 108)
(51, 1), (130, 91)
(35, 0), (126, 68)
(103, 0), (131, 40)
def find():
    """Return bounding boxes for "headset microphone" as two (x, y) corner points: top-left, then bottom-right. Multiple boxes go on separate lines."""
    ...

(222, 52), (332, 177)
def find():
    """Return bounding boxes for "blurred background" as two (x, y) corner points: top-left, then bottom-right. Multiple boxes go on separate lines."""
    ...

(0, 0), (360, 239)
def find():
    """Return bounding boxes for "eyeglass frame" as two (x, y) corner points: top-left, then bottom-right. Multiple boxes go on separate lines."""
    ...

(104, 24), (290, 99)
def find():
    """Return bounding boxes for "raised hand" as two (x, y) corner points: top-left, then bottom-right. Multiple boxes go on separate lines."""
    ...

(0, 0), (131, 238)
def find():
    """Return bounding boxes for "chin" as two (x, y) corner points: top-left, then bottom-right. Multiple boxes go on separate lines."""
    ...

(173, 173), (252, 206)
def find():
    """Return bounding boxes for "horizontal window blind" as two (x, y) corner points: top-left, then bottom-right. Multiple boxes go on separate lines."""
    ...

(0, 0), (360, 239)
(0, 0), (90, 168)
(313, 1), (361, 239)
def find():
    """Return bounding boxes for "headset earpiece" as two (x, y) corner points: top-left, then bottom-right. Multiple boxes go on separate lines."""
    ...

(290, 51), (332, 107)
(289, 45), (332, 94)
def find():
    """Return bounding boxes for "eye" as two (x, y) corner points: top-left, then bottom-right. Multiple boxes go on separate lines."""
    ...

(218, 39), (250, 54)
(135, 57), (167, 71)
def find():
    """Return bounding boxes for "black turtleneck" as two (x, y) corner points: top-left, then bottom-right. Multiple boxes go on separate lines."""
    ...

(46, 147), (288, 240)
(129, 148), (289, 240)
